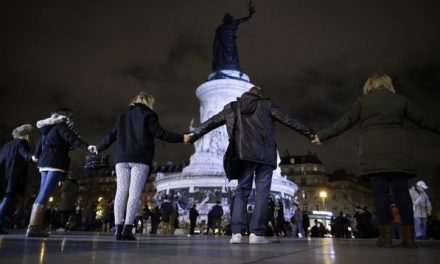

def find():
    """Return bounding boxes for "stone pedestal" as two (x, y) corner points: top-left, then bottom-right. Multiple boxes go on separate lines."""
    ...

(154, 71), (298, 220)
(181, 75), (253, 177)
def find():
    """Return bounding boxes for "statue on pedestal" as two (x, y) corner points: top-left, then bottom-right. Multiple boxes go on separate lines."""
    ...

(212, 1), (256, 74)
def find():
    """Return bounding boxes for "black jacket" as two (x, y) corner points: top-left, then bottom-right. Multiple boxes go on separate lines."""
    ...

(0, 138), (32, 197)
(97, 104), (183, 165)
(210, 204), (224, 219)
(189, 207), (199, 221)
(35, 122), (89, 171)
(191, 92), (314, 168)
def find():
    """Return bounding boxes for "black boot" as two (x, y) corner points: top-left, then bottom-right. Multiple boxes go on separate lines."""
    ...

(401, 225), (417, 248)
(122, 225), (136, 240)
(115, 224), (123, 240)
(376, 225), (393, 248)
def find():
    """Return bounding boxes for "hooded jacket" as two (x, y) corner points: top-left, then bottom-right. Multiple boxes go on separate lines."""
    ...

(0, 138), (32, 197)
(191, 92), (314, 168)
(35, 116), (89, 171)
(96, 103), (183, 166)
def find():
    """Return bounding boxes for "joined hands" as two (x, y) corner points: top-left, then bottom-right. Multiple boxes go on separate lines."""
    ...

(183, 133), (194, 145)
(88, 145), (98, 155)
(311, 135), (321, 146)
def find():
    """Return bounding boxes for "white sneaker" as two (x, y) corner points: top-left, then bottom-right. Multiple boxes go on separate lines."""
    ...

(230, 233), (243, 244)
(249, 233), (270, 244)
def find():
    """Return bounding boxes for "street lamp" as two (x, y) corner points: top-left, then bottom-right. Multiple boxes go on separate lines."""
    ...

(319, 191), (327, 211)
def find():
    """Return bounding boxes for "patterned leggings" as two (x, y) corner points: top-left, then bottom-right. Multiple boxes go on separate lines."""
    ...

(114, 163), (149, 225)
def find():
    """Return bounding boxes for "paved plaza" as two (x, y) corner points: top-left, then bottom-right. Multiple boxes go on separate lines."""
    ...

(1, 232), (439, 264)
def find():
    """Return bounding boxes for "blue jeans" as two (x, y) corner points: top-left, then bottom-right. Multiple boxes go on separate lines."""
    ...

(35, 171), (64, 205)
(231, 161), (273, 236)
(414, 217), (427, 238)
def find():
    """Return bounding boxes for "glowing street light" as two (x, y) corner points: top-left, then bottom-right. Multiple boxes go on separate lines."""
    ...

(48, 197), (54, 203)
(319, 191), (327, 210)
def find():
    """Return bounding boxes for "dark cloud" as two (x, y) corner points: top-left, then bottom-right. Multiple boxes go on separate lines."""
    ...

(1, 1), (439, 199)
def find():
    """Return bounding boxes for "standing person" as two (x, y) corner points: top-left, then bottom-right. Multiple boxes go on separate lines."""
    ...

(0, 124), (35, 234)
(205, 209), (214, 235)
(409, 181), (432, 239)
(149, 205), (161, 234)
(313, 73), (440, 247)
(160, 196), (173, 235)
(310, 220), (321, 238)
(189, 204), (199, 235)
(86, 201), (97, 231)
(89, 92), (190, 240)
(302, 211), (310, 237)
(334, 212), (346, 238)
(27, 108), (93, 237)
(189, 86), (316, 244)
(102, 200), (115, 233)
(291, 203), (304, 238)
(354, 206), (373, 238)
(57, 175), (79, 231)
(266, 196), (276, 233)
(210, 201), (224, 235)
(275, 199), (285, 237)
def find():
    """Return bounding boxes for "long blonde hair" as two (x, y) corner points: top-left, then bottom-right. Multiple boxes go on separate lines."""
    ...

(130, 91), (155, 109)
(363, 73), (396, 95)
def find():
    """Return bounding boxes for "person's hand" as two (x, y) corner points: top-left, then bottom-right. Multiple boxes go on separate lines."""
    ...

(311, 135), (321, 146)
(184, 133), (193, 144)
(88, 145), (98, 155)
(31, 155), (38, 163)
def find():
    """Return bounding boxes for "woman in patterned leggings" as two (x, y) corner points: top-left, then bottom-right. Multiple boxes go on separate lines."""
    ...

(90, 91), (190, 240)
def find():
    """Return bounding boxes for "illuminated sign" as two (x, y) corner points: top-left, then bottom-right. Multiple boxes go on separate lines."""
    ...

(312, 211), (333, 216)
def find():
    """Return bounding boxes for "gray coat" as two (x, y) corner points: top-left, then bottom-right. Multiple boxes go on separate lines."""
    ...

(409, 187), (432, 218)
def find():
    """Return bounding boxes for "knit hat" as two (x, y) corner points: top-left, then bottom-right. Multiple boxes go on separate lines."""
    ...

(12, 124), (34, 138)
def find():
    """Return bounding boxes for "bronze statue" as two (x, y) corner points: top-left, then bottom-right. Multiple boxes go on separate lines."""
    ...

(212, 1), (255, 72)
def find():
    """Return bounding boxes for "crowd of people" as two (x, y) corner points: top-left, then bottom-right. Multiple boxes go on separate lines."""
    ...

(1, 74), (439, 248)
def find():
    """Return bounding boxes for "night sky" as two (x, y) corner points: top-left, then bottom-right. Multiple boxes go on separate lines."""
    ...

(1, 1), (439, 203)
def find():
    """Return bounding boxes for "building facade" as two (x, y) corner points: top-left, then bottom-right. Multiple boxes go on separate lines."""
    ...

(280, 153), (374, 217)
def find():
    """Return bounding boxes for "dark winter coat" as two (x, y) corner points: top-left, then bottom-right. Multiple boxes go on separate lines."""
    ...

(35, 122), (89, 171)
(0, 138), (32, 197)
(191, 92), (314, 168)
(189, 207), (199, 222)
(97, 103), (183, 166)
(317, 88), (440, 176)
(210, 204), (224, 219)
(58, 178), (79, 211)
(160, 200), (173, 222)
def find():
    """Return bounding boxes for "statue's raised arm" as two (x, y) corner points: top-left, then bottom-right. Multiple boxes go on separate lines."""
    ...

(237, 0), (256, 24)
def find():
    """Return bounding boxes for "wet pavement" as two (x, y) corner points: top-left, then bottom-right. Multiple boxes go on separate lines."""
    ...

(1, 232), (439, 264)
